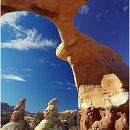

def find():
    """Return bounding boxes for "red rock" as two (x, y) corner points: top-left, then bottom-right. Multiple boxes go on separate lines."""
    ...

(9, 98), (26, 122)
(1, 0), (129, 129)
(60, 110), (79, 117)
(9, 111), (25, 122)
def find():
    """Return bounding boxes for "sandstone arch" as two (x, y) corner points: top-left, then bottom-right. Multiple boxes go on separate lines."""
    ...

(1, 0), (129, 129)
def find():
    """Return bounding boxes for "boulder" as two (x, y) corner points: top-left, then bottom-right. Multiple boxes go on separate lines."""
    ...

(34, 120), (48, 130)
(1, 122), (19, 130)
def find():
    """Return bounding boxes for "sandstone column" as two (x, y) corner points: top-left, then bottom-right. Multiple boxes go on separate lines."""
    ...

(1, 0), (129, 129)
(10, 97), (26, 122)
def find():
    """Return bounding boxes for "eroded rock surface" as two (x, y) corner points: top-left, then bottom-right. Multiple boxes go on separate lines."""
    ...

(9, 98), (26, 122)
(43, 98), (58, 119)
(1, 0), (129, 129)
(60, 110), (79, 116)
(34, 120), (48, 130)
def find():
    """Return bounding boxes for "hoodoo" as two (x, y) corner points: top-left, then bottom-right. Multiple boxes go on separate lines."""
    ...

(43, 98), (58, 119)
(10, 97), (26, 122)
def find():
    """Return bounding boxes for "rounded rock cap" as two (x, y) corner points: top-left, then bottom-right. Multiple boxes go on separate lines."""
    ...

(48, 98), (58, 105)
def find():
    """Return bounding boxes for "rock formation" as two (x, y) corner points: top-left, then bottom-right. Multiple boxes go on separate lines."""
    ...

(43, 98), (58, 119)
(9, 97), (26, 122)
(1, 0), (129, 129)
(60, 110), (79, 117)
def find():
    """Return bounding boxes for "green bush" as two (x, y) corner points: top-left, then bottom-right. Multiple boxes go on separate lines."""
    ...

(33, 112), (44, 129)
(18, 119), (30, 130)
(1, 111), (12, 126)
(43, 112), (62, 130)
(1, 117), (10, 126)
(60, 114), (81, 129)
(43, 112), (81, 130)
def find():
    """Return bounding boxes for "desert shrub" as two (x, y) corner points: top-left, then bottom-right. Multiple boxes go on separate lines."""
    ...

(60, 114), (81, 129)
(18, 119), (30, 130)
(43, 112), (81, 130)
(1, 117), (10, 126)
(43, 111), (64, 130)
(1, 111), (12, 126)
(76, 114), (81, 128)
(33, 112), (43, 128)
(46, 111), (59, 119)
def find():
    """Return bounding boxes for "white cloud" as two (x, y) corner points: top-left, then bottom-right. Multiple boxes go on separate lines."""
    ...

(1, 12), (57, 50)
(78, 5), (89, 15)
(123, 6), (128, 12)
(22, 69), (32, 71)
(1, 28), (57, 50)
(1, 11), (28, 29)
(2, 74), (26, 81)
(35, 14), (40, 17)
(67, 88), (72, 90)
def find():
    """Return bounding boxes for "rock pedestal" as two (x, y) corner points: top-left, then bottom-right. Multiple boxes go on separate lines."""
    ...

(43, 98), (58, 119)
(10, 97), (26, 122)
(1, 0), (129, 129)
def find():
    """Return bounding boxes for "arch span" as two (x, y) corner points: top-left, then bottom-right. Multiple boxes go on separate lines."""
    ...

(1, 0), (129, 129)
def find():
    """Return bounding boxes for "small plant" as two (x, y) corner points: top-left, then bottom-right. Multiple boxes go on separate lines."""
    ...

(33, 112), (43, 129)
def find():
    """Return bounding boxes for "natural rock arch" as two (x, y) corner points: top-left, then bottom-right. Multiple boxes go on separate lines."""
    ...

(1, 0), (129, 129)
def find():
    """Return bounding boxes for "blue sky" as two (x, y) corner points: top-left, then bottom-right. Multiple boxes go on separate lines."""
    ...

(1, 0), (129, 113)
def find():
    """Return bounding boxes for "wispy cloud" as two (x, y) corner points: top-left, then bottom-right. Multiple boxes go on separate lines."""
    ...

(40, 58), (62, 67)
(67, 82), (76, 87)
(96, 10), (108, 20)
(1, 11), (28, 29)
(55, 81), (65, 85)
(123, 5), (128, 12)
(76, 24), (80, 29)
(1, 12), (57, 50)
(35, 14), (40, 17)
(51, 80), (76, 91)
(2, 74), (26, 81)
(22, 69), (32, 71)
(1, 28), (57, 50)
(27, 74), (32, 78)
(66, 88), (72, 90)
(40, 59), (44, 63)
(78, 5), (89, 15)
